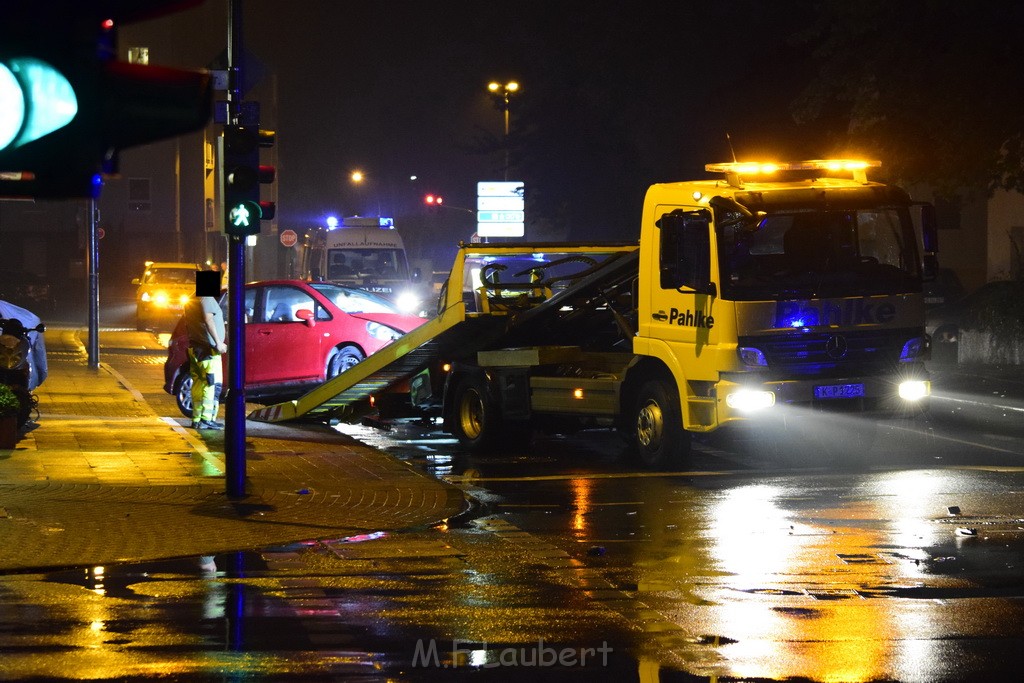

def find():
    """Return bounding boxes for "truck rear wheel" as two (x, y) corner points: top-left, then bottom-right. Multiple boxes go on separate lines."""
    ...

(451, 375), (500, 451)
(632, 378), (691, 469)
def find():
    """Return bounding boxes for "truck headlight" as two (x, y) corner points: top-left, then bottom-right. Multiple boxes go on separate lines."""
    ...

(898, 380), (929, 401)
(726, 389), (775, 412)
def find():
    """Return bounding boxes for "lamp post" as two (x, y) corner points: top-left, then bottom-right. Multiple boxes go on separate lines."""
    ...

(487, 80), (519, 180)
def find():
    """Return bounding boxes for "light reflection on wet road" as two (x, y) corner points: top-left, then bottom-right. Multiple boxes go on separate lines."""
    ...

(1, 359), (1023, 681)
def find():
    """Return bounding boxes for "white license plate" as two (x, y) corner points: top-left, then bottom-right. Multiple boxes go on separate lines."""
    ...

(814, 383), (865, 399)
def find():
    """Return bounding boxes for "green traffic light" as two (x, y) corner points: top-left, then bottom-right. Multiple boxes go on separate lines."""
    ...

(0, 58), (78, 151)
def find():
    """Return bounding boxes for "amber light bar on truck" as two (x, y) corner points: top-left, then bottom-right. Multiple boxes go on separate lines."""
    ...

(705, 159), (881, 174)
(706, 159), (882, 186)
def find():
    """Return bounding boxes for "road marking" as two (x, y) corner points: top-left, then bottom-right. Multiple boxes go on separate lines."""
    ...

(931, 394), (1024, 414)
(883, 420), (1024, 455)
(161, 417), (225, 474)
(443, 470), (738, 483)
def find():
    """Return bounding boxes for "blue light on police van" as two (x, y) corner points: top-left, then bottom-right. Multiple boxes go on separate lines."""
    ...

(899, 336), (926, 362)
(378, 217), (394, 228)
(738, 346), (768, 367)
(898, 380), (929, 401)
(726, 389), (776, 412)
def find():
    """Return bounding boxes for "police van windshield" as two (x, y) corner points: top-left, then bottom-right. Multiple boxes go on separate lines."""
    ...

(716, 206), (921, 300)
(326, 248), (409, 281)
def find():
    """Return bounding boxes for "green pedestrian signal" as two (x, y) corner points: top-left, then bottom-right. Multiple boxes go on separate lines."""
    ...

(228, 200), (262, 230)
(222, 124), (276, 237)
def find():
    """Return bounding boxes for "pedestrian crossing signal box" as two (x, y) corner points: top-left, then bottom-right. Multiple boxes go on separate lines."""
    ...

(222, 124), (275, 237)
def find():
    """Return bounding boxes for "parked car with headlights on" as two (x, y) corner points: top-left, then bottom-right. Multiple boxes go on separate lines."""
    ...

(133, 261), (204, 331)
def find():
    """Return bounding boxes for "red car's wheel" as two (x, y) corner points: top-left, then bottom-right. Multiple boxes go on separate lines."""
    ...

(327, 345), (364, 379)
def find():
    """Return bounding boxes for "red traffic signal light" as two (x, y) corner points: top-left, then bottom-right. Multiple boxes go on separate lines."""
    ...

(424, 194), (443, 211)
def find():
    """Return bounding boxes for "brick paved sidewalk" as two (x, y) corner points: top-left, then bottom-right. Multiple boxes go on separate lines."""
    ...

(0, 327), (466, 573)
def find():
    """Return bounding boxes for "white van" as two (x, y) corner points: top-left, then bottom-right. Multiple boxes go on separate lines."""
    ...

(309, 217), (425, 314)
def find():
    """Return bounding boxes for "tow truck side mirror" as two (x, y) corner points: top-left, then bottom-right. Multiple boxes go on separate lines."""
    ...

(918, 202), (939, 281)
(656, 209), (716, 295)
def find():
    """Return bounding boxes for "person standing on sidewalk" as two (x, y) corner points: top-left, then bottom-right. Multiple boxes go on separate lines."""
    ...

(184, 270), (227, 430)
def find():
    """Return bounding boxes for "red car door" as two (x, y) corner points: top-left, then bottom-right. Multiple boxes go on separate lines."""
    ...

(245, 285), (324, 385)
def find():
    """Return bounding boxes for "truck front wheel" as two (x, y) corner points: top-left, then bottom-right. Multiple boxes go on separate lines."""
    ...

(450, 375), (500, 451)
(632, 379), (691, 469)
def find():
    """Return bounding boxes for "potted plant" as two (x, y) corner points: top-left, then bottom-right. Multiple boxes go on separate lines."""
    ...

(0, 383), (21, 449)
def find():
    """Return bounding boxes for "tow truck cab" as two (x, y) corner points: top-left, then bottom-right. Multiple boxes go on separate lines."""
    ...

(635, 160), (933, 433)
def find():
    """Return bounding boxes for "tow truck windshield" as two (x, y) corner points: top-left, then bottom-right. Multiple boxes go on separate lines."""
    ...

(716, 206), (921, 301)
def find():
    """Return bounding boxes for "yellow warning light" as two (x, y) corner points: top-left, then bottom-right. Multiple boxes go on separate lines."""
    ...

(705, 159), (881, 175)
(704, 162), (780, 175)
(573, 388), (584, 399)
(442, 362), (451, 373)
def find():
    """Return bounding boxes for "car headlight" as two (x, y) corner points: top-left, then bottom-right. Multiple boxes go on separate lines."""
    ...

(366, 321), (401, 341)
(152, 291), (170, 308)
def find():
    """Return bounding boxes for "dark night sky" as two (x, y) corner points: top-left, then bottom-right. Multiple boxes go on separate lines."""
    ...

(122, 1), (824, 247)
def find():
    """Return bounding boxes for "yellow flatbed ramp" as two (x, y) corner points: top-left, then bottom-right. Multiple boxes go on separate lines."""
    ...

(247, 301), (507, 424)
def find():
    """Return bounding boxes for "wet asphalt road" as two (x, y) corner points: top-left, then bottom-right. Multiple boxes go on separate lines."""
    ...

(1, 314), (1023, 681)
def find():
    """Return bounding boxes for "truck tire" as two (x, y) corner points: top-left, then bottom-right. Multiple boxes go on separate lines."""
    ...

(450, 375), (500, 451)
(632, 378), (691, 469)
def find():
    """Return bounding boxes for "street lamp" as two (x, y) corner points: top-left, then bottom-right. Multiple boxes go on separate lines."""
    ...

(487, 80), (519, 180)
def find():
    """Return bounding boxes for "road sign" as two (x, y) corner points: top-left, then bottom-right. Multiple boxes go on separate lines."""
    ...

(279, 228), (297, 247)
(477, 180), (524, 237)
(477, 210), (524, 223)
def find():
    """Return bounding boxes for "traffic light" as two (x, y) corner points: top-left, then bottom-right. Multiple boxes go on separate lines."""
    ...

(0, 2), (212, 199)
(424, 194), (443, 213)
(222, 124), (276, 237)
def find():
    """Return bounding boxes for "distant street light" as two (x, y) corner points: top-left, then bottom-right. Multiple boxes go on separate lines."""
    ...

(487, 80), (519, 180)
(350, 170), (364, 184)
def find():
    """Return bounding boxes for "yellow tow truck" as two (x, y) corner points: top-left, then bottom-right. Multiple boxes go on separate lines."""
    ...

(251, 160), (936, 468)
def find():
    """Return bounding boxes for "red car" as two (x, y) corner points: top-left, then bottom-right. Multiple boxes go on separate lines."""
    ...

(163, 280), (426, 417)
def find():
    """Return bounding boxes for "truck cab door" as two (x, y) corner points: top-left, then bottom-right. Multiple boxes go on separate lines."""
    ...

(646, 207), (721, 372)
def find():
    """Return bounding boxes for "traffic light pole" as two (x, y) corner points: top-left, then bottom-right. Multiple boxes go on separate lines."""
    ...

(224, 0), (247, 498)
